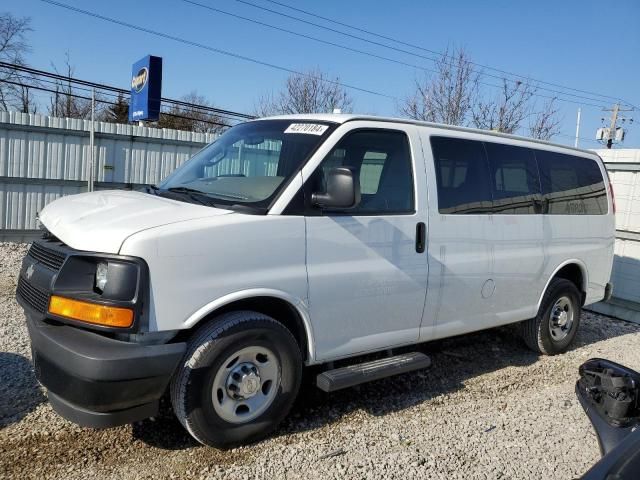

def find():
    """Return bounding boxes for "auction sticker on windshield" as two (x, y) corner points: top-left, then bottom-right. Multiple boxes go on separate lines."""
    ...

(284, 123), (329, 135)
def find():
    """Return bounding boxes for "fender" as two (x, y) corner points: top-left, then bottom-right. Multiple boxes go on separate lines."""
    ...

(536, 259), (588, 311)
(182, 288), (316, 363)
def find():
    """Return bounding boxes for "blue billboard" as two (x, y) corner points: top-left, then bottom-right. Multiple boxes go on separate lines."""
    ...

(129, 55), (162, 122)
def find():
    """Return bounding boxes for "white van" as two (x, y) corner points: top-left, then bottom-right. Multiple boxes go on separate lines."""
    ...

(17, 114), (615, 447)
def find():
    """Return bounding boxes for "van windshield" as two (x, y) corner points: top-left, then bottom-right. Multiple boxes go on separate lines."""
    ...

(158, 120), (334, 212)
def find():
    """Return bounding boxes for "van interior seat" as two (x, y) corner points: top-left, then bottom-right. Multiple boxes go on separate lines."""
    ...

(359, 153), (413, 212)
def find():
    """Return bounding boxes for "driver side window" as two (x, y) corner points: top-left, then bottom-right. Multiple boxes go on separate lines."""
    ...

(309, 129), (414, 215)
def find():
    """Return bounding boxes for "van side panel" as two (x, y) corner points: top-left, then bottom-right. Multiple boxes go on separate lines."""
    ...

(420, 129), (614, 341)
(420, 130), (545, 340)
(541, 153), (614, 305)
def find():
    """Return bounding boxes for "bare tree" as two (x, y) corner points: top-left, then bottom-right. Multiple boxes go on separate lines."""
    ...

(12, 81), (39, 113)
(255, 68), (353, 116)
(399, 46), (479, 126)
(48, 52), (97, 119)
(471, 79), (536, 134)
(528, 98), (561, 140)
(157, 91), (226, 133)
(0, 13), (38, 112)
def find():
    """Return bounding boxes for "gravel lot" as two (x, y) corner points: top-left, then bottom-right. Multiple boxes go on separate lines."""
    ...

(2, 241), (640, 479)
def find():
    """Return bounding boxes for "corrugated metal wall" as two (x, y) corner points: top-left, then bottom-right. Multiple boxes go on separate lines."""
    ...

(0, 112), (217, 232)
(595, 149), (640, 308)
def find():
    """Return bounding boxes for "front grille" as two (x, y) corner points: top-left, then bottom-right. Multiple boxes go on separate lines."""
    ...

(17, 276), (50, 313)
(28, 242), (67, 271)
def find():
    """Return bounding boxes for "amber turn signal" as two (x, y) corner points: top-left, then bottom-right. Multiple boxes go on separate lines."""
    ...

(48, 295), (134, 328)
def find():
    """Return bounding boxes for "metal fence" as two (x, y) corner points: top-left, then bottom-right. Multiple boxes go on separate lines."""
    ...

(588, 149), (640, 322)
(0, 111), (217, 239)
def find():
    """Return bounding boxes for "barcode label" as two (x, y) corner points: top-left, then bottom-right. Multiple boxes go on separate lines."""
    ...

(284, 123), (329, 135)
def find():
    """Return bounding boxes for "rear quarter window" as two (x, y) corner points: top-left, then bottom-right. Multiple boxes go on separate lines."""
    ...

(536, 150), (608, 215)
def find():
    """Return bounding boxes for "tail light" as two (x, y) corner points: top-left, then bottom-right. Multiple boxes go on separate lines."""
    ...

(609, 180), (616, 214)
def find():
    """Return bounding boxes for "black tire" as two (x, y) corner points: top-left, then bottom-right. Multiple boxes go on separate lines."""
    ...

(521, 278), (582, 355)
(170, 311), (302, 448)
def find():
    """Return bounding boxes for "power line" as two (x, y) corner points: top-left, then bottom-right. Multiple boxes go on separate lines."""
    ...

(5, 70), (247, 124)
(185, 0), (611, 109)
(254, 0), (636, 108)
(181, 0), (441, 75)
(0, 78), (232, 128)
(39, 0), (397, 102)
(36, 0), (623, 111)
(556, 133), (600, 144)
(1, 65), (248, 122)
(0, 61), (254, 121)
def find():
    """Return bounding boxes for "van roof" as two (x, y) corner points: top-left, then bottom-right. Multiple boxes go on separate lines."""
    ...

(259, 113), (597, 158)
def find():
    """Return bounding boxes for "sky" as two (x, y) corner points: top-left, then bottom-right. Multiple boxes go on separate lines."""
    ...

(6, 0), (640, 149)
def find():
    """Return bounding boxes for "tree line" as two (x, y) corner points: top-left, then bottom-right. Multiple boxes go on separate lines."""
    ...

(0, 12), (560, 139)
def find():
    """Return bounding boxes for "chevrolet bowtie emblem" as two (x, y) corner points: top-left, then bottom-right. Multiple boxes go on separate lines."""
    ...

(25, 263), (35, 280)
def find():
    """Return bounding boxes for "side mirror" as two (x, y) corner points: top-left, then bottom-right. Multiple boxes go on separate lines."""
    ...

(576, 358), (640, 456)
(312, 167), (360, 210)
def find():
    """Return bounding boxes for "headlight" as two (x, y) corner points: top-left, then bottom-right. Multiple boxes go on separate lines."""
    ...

(95, 262), (109, 292)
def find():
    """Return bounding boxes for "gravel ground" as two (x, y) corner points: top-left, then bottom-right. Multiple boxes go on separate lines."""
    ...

(2, 241), (640, 479)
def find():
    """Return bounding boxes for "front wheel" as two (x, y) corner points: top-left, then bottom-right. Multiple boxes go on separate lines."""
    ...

(521, 278), (582, 355)
(170, 311), (302, 448)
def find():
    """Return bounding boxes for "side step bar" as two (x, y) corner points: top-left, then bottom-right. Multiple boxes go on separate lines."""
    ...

(316, 352), (431, 392)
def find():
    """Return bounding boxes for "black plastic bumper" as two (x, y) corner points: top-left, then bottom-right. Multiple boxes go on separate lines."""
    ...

(26, 313), (186, 428)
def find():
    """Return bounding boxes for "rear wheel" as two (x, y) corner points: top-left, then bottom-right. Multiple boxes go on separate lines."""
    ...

(521, 278), (582, 355)
(170, 311), (302, 448)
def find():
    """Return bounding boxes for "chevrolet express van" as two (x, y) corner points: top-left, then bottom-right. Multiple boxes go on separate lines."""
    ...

(17, 115), (615, 447)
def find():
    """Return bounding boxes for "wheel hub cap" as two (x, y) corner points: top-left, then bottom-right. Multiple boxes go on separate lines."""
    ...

(555, 309), (568, 327)
(211, 346), (281, 424)
(549, 296), (574, 341)
(226, 363), (261, 399)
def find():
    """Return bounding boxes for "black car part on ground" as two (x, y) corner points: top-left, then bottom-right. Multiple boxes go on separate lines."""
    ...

(577, 358), (640, 479)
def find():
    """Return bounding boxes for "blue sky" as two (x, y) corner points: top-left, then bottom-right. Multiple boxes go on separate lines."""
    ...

(6, 0), (640, 148)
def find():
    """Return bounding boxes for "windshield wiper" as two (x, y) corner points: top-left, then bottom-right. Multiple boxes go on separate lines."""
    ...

(227, 204), (267, 215)
(167, 186), (206, 194)
(161, 186), (215, 206)
(205, 191), (249, 201)
(145, 184), (160, 195)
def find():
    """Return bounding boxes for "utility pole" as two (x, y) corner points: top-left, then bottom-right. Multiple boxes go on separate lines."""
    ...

(574, 108), (581, 148)
(606, 104), (619, 149)
(89, 87), (95, 192)
(602, 103), (634, 149)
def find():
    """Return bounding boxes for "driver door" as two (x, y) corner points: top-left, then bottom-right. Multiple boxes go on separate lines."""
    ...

(303, 124), (429, 362)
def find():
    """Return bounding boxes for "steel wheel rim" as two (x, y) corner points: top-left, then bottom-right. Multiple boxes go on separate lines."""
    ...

(212, 345), (280, 424)
(549, 296), (574, 341)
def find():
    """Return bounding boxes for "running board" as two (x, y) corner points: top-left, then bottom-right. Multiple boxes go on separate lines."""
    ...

(316, 352), (431, 392)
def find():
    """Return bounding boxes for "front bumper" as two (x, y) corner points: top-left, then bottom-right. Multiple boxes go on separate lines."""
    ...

(16, 239), (186, 427)
(25, 312), (186, 428)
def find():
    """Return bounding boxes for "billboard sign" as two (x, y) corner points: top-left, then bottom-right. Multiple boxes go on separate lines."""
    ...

(129, 55), (162, 122)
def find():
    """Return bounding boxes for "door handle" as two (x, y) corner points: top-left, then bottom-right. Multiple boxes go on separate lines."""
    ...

(415, 222), (426, 253)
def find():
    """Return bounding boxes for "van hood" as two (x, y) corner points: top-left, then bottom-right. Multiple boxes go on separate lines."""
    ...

(39, 190), (233, 253)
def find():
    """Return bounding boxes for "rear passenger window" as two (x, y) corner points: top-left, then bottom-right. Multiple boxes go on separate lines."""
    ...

(537, 151), (608, 215)
(430, 137), (493, 214)
(485, 142), (541, 214)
